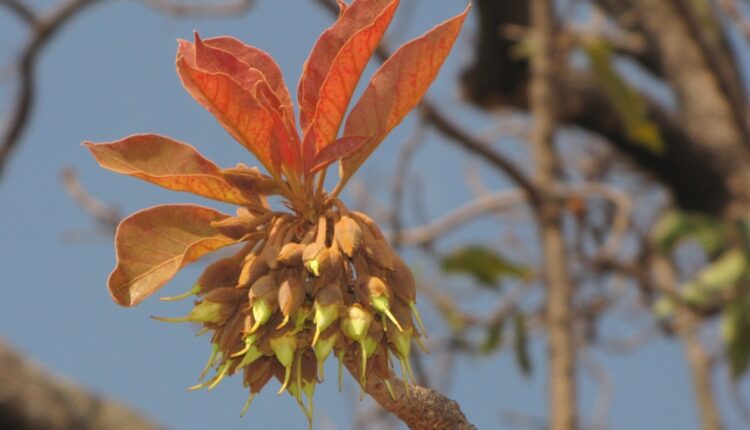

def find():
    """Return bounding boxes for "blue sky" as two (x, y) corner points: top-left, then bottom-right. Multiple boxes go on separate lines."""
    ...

(2, 0), (748, 429)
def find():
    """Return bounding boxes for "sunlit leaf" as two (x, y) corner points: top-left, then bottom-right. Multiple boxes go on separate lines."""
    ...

(109, 204), (237, 306)
(441, 245), (529, 288)
(585, 40), (665, 154)
(721, 298), (750, 379)
(298, 0), (398, 130)
(310, 135), (369, 173)
(651, 210), (725, 257)
(341, 5), (470, 182)
(85, 134), (249, 205)
(305, 0), (399, 160)
(681, 248), (747, 306)
(202, 35), (294, 120)
(177, 41), (278, 176)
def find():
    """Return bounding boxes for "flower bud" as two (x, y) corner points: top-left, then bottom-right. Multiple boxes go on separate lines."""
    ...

(240, 357), (273, 416)
(248, 275), (278, 332)
(362, 276), (403, 332)
(277, 242), (305, 266)
(389, 326), (416, 384)
(277, 273), (305, 328)
(341, 304), (372, 342)
(313, 327), (339, 378)
(302, 243), (331, 277)
(153, 287), (241, 325)
(238, 254), (269, 288)
(312, 283), (343, 345)
(269, 330), (298, 394)
(353, 212), (395, 269)
(334, 215), (362, 257)
(233, 334), (264, 369)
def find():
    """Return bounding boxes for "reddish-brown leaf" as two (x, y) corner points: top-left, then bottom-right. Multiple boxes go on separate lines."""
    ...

(109, 204), (237, 306)
(310, 135), (369, 173)
(202, 35), (294, 121)
(305, 0), (399, 158)
(255, 83), (302, 174)
(297, 0), (399, 131)
(177, 41), (278, 176)
(85, 134), (249, 205)
(341, 5), (470, 181)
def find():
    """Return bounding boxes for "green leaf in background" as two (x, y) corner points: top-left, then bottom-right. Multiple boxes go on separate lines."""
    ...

(513, 312), (532, 376)
(441, 246), (529, 288)
(479, 317), (505, 355)
(585, 39), (665, 154)
(681, 248), (747, 307)
(651, 210), (725, 256)
(721, 298), (750, 379)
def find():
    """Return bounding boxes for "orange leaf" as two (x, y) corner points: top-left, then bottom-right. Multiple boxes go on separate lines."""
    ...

(177, 41), (278, 176)
(202, 35), (294, 122)
(298, 0), (399, 131)
(255, 83), (302, 174)
(341, 5), (470, 182)
(85, 134), (250, 205)
(305, 0), (398, 160)
(310, 135), (369, 173)
(108, 204), (237, 306)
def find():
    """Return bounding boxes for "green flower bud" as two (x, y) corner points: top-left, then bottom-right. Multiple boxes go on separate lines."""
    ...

(341, 304), (372, 342)
(303, 243), (331, 277)
(313, 329), (339, 379)
(250, 298), (274, 333)
(312, 303), (339, 345)
(269, 331), (297, 394)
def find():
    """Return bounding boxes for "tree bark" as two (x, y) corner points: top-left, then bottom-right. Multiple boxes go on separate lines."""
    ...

(344, 359), (476, 430)
(529, 1), (578, 429)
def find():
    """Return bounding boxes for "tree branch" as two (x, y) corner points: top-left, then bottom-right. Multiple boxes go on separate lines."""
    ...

(0, 339), (163, 430)
(344, 358), (476, 430)
(529, 1), (578, 429)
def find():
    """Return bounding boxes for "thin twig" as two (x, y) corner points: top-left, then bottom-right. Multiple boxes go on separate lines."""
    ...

(140, 0), (254, 17)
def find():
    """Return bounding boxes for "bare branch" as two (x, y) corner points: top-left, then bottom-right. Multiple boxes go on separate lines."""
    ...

(0, 339), (163, 430)
(344, 359), (477, 430)
(139, 0), (254, 17)
(60, 167), (121, 231)
(0, 0), (37, 25)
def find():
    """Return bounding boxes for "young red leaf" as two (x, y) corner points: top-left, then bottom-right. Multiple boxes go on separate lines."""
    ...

(202, 36), (294, 121)
(109, 204), (237, 306)
(177, 41), (278, 176)
(256, 83), (302, 174)
(310, 135), (369, 173)
(298, 0), (399, 131)
(85, 134), (250, 205)
(340, 5), (470, 182)
(305, 0), (398, 159)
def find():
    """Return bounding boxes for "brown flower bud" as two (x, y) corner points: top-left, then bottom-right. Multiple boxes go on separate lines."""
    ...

(302, 243), (331, 277)
(387, 255), (416, 304)
(353, 213), (396, 270)
(334, 215), (362, 257)
(218, 311), (246, 353)
(277, 242), (305, 266)
(277, 273), (305, 327)
(261, 217), (290, 270)
(238, 254), (269, 288)
(248, 275), (278, 332)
